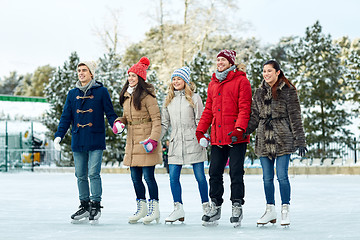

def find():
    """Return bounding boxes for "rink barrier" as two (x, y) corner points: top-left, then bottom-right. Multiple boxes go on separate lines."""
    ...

(32, 166), (360, 175)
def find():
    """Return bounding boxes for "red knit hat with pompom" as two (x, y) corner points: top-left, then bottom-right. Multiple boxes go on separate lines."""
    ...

(128, 57), (150, 80)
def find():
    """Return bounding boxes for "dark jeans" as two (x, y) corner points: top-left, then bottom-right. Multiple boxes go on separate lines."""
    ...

(209, 143), (247, 206)
(260, 154), (291, 205)
(130, 166), (159, 200)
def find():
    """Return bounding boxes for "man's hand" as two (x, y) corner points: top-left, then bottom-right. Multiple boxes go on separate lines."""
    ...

(228, 128), (244, 144)
(54, 137), (61, 151)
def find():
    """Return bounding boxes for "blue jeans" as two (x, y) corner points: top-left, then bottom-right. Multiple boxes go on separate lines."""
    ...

(169, 162), (209, 204)
(130, 166), (159, 200)
(73, 150), (103, 202)
(260, 154), (291, 205)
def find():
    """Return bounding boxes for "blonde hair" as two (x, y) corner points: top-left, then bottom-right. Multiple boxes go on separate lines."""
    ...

(164, 81), (196, 108)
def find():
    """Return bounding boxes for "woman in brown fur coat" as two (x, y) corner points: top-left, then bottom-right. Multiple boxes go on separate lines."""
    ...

(246, 60), (307, 227)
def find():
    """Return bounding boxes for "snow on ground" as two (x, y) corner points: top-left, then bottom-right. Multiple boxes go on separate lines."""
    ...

(0, 172), (359, 240)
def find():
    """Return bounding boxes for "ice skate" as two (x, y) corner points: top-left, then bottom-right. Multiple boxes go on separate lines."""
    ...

(89, 201), (102, 225)
(230, 202), (243, 228)
(257, 204), (277, 226)
(128, 199), (147, 224)
(202, 200), (221, 226)
(143, 199), (160, 224)
(70, 200), (90, 224)
(165, 202), (185, 223)
(280, 204), (290, 227)
(202, 202), (211, 216)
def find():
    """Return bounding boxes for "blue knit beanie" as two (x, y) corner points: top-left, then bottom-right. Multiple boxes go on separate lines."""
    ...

(171, 66), (191, 85)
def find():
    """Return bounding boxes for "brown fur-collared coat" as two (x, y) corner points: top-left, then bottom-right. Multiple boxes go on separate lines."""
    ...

(116, 90), (162, 167)
(246, 80), (306, 159)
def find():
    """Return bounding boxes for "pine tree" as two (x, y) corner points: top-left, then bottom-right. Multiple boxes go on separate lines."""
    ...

(185, 51), (212, 104)
(0, 71), (23, 95)
(245, 50), (272, 160)
(247, 50), (271, 92)
(96, 50), (127, 165)
(43, 52), (79, 166)
(287, 21), (352, 158)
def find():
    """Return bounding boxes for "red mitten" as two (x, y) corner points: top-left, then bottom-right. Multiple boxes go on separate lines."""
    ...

(228, 128), (244, 143)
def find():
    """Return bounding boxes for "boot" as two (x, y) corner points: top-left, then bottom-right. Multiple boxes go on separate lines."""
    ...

(281, 204), (290, 226)
(165, 202), (185, 223)
(128, 199), (147, 224)
(89, 201), (103, 223)
(143, 199), (160, 224)
(71, 200), (90, 221)
(257, 204), (277, 226)
(202, 202), (211, 216)
(230, 202), (243, 227)
(202, 199), (221, 223)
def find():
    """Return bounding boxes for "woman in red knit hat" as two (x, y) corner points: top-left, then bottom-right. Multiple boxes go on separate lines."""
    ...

(112, 57), (162, 224)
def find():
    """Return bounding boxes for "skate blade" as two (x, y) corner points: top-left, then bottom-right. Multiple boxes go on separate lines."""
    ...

(71, 218), (89, 224)
(281, 224), (290, 228)
(143, 218), (160, 225)
(202, 220), (218, 227)
(233, 222), (241, 228)
(128, 220), (141, 224)
(89, 220), (99, 225)
(165, 217), (185, 224)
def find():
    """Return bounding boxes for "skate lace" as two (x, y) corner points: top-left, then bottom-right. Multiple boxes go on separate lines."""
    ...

(90, 205), (103, 216)
(203, 203), (211, 214)
(207, 203), (219, 216)
(232, 204), (242, 218)
(75, 206), (87, 215)
(147, 200), (154, 216)
(135, 201), (142, 214)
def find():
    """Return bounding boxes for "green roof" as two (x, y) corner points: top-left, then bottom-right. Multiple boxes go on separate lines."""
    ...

(0, 95), (47, 103)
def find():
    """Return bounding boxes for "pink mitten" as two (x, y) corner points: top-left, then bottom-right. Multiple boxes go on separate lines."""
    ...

(112, 121), (125, 134)
(140, 138), (158, 153)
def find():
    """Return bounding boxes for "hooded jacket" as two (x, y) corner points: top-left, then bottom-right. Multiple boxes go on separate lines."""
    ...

(196, 69), (252, 145)
(161, 90), (207, 164)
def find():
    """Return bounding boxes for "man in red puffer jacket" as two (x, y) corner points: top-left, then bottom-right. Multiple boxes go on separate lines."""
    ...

(196, 49), (252, 226)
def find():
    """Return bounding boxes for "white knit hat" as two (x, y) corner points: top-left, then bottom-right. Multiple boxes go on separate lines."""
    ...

(171, 66), (191, 84)
(77, 61), (97, 78)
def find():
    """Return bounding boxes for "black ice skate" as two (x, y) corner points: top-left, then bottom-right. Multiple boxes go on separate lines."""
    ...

(71, 200), (90, 224)
(230, 202), (243, 228)
(202, 200), (221, 226)
(89, 201), (103, 225)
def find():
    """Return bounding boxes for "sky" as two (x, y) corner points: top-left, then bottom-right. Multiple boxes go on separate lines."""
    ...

(0, 0), (359, 78)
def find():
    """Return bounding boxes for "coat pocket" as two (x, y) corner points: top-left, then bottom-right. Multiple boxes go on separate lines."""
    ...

(168, 138), (175, 157)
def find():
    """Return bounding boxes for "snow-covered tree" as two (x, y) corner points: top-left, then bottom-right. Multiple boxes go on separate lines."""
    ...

(43, 52), (79, 166)
(96, 50), (127, 165)
(247, 50), (271, 92)
(185, 51), (212, 104)
(287, 21), (352, 158)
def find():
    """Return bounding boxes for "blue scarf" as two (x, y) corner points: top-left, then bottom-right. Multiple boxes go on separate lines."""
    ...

(215, 65), (236, 82)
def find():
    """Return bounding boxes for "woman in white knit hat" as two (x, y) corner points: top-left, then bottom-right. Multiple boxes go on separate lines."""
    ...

(161, 66), (210, 224)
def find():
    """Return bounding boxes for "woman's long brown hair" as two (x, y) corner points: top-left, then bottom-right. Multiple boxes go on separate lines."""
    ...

(119, 75), (156, 111)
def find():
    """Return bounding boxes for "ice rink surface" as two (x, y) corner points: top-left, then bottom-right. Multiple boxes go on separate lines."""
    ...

(1, 172), (359, 240)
